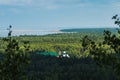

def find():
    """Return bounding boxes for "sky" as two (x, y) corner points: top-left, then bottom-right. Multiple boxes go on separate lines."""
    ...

(0, 0), (120, 31)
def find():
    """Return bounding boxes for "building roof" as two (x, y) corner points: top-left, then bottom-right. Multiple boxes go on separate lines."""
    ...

(36, 52), (59, 57)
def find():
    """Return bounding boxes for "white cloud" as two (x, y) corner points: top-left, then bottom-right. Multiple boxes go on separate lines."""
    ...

(0, 0), (119, 6)
(0, 0), (81, 6)
(0, 0), (32, 5)
(9, 8), (21, 14)
(0, 12), (5, 16)
(0, 7), (22, 16)
(45, 5), (59, 9)
(0, 0), (118, 9)
(112, 2), (120, 7)
(32, 0), (60, 9)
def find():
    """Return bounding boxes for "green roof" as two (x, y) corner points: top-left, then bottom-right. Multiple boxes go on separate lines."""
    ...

(36, 52), (59, 56)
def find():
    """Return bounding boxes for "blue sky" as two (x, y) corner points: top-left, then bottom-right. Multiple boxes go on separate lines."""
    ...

(0, 0), (120, 30)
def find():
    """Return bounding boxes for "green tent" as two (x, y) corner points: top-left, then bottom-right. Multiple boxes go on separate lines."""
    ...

(36, 52), (59, 57)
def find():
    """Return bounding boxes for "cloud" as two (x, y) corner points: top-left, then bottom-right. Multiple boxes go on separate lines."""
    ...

(45, 5), (59, 9)
(0, 0), (119, 9)
(0, 0), (91, 10)
(0, 0), (32, 5)
(111, 2), (120, 7)
(0, 7), (21, 17)
(0, 0), (118, 6)
(0, 0), (81, 6)
(0, 10), (5, 16)
(8, 8), (21, 14)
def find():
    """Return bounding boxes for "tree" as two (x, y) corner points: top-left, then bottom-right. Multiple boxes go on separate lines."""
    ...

(0, 25), (30, 80)
(81, 15), (120, 79)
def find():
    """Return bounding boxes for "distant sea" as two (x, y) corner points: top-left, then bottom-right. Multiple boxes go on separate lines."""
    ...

(0, 30), (62, 37)
(60, 28), (117, 33)
(0, 28), (118, 37)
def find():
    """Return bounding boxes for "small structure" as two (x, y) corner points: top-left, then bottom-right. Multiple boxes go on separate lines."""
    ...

(35, 51), (70, 58)
(36, 51), (59, 57)
(59, 51), (70, 58)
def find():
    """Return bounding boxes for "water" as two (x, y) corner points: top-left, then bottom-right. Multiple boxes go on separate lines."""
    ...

(0, 29), (63, 37)
(60, 28), (117, 33)
(0, 27), (118, 37)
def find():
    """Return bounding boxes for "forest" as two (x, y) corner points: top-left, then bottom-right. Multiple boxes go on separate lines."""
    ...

(0, 32), (104, 58)
(0, 15), (120, 80)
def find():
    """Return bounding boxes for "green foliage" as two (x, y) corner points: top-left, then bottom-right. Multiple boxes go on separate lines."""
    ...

(0, 15), (119, 80)
(26, 54), (115, 80)
(81, 15), (120, 79)
(9, 32), (103, 58)
(112, 14), (120, 27)
(0, 25), (30, 80)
